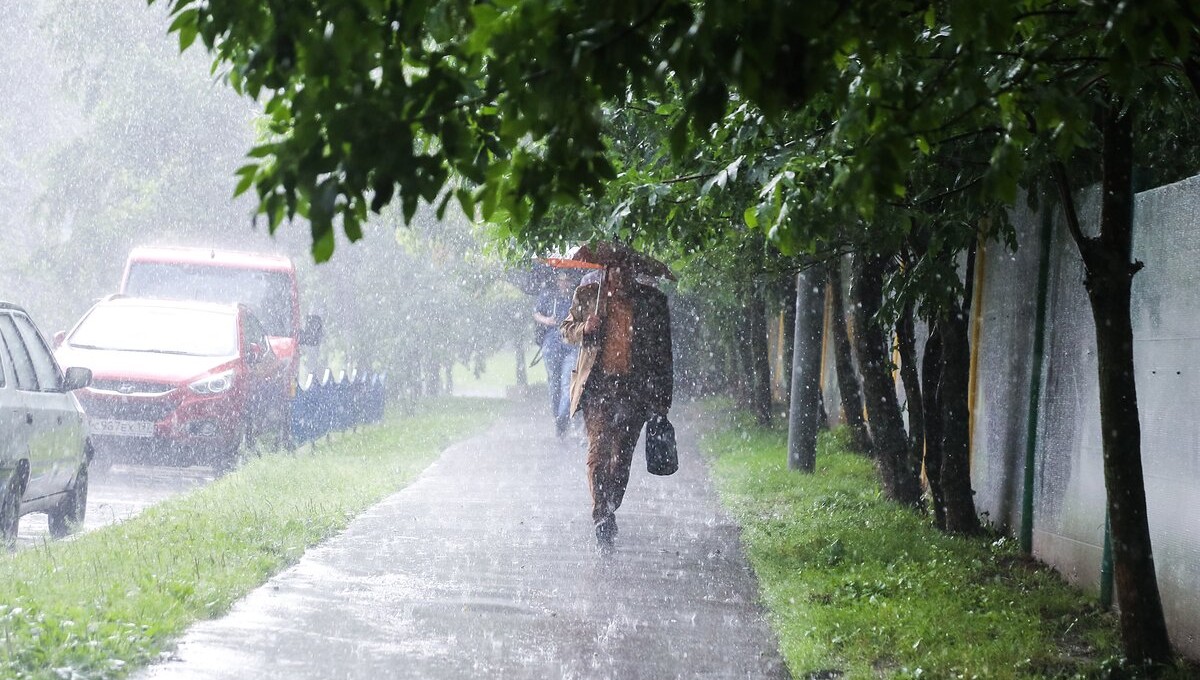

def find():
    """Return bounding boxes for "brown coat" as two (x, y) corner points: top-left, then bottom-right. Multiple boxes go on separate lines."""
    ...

(560, 281), (673, 417)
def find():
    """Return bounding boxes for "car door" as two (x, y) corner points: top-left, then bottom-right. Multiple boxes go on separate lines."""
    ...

(0, 316), (29, 483)
(9, 312), (82, 495)
(240, 311), (280, 433)
(0, 313), (53, 498)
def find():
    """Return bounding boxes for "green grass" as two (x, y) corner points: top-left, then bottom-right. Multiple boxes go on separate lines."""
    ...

(0, 397), (501, 679)
(453, 348), (547, 394)
(704, 412), (1138, 679)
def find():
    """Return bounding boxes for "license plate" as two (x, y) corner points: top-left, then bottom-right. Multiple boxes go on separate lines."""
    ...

(91, 419), (156, 438)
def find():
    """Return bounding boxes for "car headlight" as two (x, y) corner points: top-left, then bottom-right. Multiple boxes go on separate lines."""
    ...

(189, 370), (235, 395)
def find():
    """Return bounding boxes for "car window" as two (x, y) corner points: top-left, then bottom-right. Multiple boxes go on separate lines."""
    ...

(241, 313), (273, 357)
(0, 313), (40, 391)
(69, 304), (237, 357)
(13, 313), (62, 391)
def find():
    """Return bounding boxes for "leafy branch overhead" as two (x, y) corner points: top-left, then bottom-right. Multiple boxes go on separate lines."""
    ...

(154, 0), (944, 260)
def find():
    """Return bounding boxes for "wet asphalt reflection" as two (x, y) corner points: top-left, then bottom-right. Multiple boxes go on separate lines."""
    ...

(138, 401), (789, 680)
(16, 461), (214, 551)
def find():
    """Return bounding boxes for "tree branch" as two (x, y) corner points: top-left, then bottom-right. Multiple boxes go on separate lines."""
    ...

(1051, 160), (1088, 249)
(935, 126), (1004, 147)
(661, 171), (718, 185)
(914, 176), (985, 208)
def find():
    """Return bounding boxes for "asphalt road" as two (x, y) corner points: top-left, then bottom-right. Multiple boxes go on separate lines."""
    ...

(15, 461), (214, 551)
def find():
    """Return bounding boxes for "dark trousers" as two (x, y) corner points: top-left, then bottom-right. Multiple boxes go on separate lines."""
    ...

(582, 378), (647, 526)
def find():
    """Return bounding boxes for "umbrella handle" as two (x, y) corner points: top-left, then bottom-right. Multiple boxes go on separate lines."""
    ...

(594, 269), (606, 317)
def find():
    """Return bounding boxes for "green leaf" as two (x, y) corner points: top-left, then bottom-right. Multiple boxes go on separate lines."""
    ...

(402, 190), (419, 224)
(247, 144), (277, 159)
(311, 228), (335, 263)
(455, 187), (476, 220)
(233, 164), (258, 197)
(370, 179), (395, 213)
(743, 205), (759, 229)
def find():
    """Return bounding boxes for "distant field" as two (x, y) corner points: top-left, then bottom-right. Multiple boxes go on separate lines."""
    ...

(453, 348), (547, 397)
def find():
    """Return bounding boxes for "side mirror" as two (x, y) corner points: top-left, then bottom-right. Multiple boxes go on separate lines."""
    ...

(62, 366), (92, 391)
(299, 315), (324, 347)
(53, 330), (66, 349)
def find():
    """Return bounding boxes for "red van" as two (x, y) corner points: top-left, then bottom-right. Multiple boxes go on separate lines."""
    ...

(118, 247), (322, 444)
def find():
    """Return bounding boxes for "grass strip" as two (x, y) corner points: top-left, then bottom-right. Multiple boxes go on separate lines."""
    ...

(704, 413), (1135, 679)
(0, 396), (500, 680)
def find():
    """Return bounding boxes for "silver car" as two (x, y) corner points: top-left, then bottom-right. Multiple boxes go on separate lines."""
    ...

(0, 302), (92, 548)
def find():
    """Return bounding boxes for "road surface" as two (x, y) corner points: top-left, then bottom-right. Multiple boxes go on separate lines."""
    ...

(15, 462), (214, 551)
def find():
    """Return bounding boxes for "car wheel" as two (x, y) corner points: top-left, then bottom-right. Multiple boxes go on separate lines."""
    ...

(48, 462), (89, 538)
(212, 422), (246, 474)
(279, 398), (295, 452)
(1, 472), (23, 550)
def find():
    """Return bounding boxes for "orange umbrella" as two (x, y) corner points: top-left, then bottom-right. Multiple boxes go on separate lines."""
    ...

(538, 256), (604, 271)
(540, 242), (675, 318)
(542, 242), (675, 280)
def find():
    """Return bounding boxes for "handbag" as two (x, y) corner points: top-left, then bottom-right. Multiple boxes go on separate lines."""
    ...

(645, 414), (678, 476)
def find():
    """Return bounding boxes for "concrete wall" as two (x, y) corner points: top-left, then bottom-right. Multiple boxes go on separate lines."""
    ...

(970, 175), (1200, 658)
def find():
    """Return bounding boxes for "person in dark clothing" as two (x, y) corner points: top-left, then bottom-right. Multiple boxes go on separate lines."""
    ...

(560, 260), (673, 548)
(533, 271), (580, 437)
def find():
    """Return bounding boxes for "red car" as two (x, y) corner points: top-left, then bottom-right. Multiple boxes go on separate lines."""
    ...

(54, 297), (289, 469)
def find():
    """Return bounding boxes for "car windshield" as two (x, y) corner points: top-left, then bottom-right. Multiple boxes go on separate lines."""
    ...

(69, 305), (237, 357)
(124, 262), (293, 336)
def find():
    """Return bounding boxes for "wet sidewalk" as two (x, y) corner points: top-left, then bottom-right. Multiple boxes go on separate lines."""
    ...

(139, 399), (789, 679)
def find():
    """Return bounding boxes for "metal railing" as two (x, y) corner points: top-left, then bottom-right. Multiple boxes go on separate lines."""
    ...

(291, 369), (387, 445)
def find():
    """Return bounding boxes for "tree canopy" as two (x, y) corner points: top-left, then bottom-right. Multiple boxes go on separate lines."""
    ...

(154, 0), (945, 259)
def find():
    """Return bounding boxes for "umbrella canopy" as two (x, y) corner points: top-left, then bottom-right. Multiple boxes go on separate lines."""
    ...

(549, 242), (676, 281)
(539, 255), (604, 271)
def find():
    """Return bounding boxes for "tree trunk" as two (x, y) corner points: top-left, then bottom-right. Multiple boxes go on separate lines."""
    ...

(895, 301), (925, 486)
(781, 270), (798, 409)
(787, 267), (825, 472)
(413, 355), (426, 398)
(827, 260), (872, 455)
(937, 309), (981, 535)
(733, 298), (756, 411)
(394, 348), (418, 414)
(749, 277), (773, 426)
(514, 333), (528, 387)
(1052, 103), (1170, 665)
(921, 328), (947, 530)
(426, 358), (442, 396)
(817, 388), (829, 431)
(720, 318), (739, 398)
(850, 254), (922, 506)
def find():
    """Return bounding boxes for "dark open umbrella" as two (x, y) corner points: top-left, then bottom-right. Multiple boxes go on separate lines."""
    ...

(563, 242), (676, 281)
(540, 241), (674, 318)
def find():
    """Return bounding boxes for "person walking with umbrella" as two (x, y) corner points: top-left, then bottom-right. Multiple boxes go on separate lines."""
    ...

(532, 270), (581, 437)
(560, 243), (674, 549)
